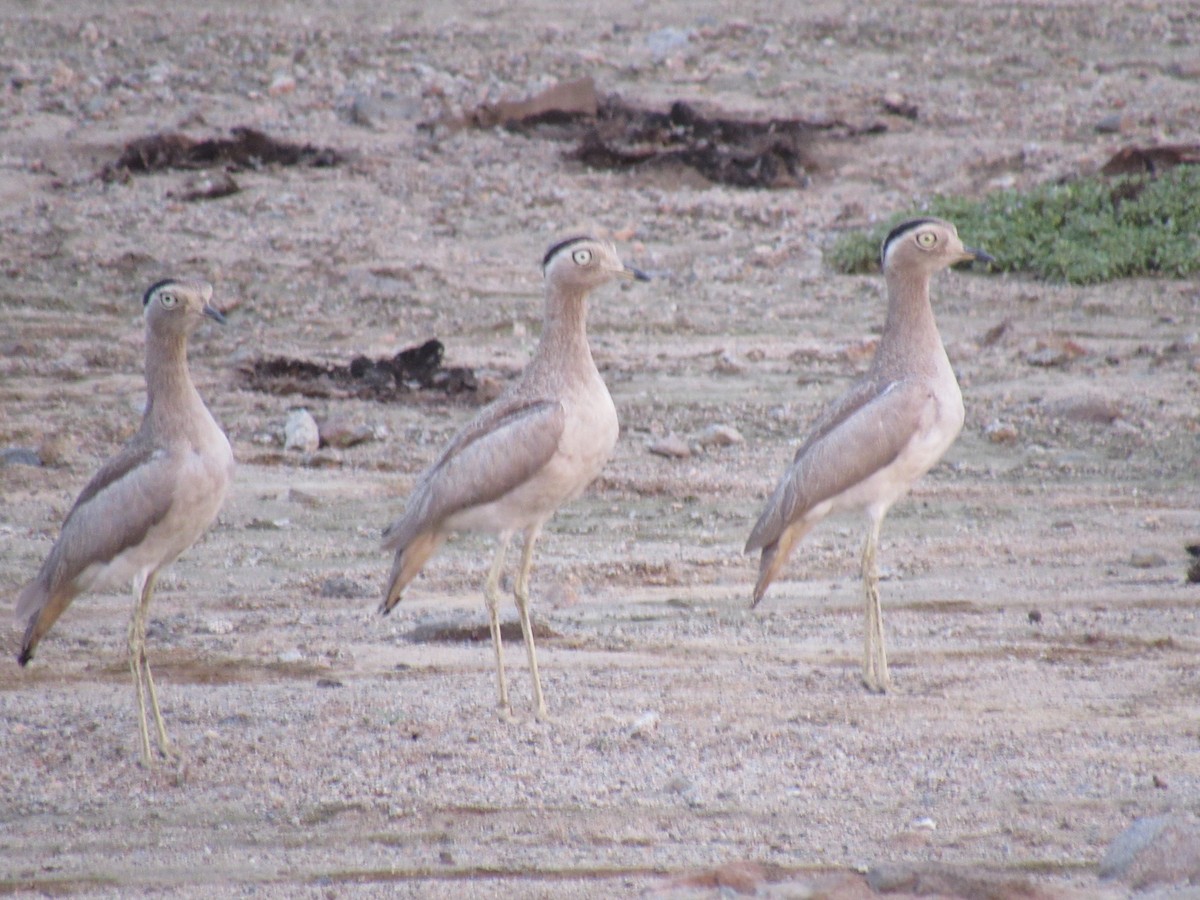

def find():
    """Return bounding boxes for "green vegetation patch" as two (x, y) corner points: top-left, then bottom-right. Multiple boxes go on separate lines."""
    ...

(827, 166), (1200, 284)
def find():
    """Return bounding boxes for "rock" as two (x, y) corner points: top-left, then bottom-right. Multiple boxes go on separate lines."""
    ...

(1099, 814), (1200, 889)
(1129, 549), (1167, 569)
(318, 576), (367, 599)
(1042, 394), (1123, 425)
(0, 447), (42, 467)
(696, 424), (744, 448)
(284, 408), (320, 453)
(268, 72), (296, 96)
(649, 434), (691, 459)
(645, 26), (690, 62)
(1095, 113), (1130, 134)
(202, 618), (234, 635)
(318, 415), (374, 449)
(1024, 339), (1088, 368)
(713, 351), (743, 374)
(984, 420), (1020, 444)
(629, 711), (659, 739)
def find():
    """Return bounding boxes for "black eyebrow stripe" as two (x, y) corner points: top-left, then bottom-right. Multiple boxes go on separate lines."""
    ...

(542, 236), (592, 269)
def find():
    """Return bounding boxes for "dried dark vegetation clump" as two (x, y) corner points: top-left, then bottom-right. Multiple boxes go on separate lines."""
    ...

(101, 126), (344, 181)
(444, 76), (885, 189)
(240, 339), (478, 403)
(405, 619), (560, 645)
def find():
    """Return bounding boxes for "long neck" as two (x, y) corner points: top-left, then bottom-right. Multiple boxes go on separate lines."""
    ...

(142, 329), (203, 433)
(530, 285), (595, 378)
(873, 267), (946, 377)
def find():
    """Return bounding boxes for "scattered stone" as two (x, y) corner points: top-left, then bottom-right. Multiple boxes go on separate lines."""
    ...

(0, 447), (42, 467)
(287, 488), (322, 508)
(268, 72), (296, 96)
(318, 576), (368, 599)
(1095, 113), (1130, 134)
(1099, 813), (1200, 889)
(1042, 394), (1123, 425)
(316, 677), (344, 689)
(247, 517), (289, 531)
(170, 171), (240, 202)
(629, 711), (659, 739)
(277, 649), (303, 664)
(695, 424), (744, 448)
(1028, 609), (1043, 624)
(1129, 549), (1167, 569)
(318, 415), (375, 449)
(284, 409), (320, 453)
(714, 351), (744, 375)
(983, 420), (1019, 444)
(1025, 338), (1089, 367)
(882, 91), (919, 119)
(202, 618), (235, 635)
(645, 26), (691, 62)
(649, 434), (691, 459)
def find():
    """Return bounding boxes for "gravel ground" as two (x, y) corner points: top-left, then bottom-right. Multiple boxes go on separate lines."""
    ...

(2, 1), (1199, 896)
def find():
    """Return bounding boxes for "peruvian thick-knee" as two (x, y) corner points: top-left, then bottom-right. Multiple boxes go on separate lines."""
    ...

(379, 237), (647, 720)
(745, 218), (992, 692)
(15, 279), (234, 763)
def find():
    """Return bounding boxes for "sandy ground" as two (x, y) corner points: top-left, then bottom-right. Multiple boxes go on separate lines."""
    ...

(2, 1), (1199, 896)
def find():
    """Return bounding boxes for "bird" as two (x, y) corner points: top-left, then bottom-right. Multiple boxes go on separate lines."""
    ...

(15, 279), (235, 764)
(380, 236), (648, 720)
(745, 218), (992, 692)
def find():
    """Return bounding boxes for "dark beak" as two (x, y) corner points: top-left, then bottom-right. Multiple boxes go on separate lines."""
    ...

(623, 265), (651, 282)
(203, 303), (227, 324)
(965, 246), (995, 266)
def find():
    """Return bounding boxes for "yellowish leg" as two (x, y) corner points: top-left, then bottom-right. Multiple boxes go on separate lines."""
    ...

(128, 577), (154, 766)
(514, 525), (548, 721)
(484, 534), (513, 720)
(861, 518), (891, 693)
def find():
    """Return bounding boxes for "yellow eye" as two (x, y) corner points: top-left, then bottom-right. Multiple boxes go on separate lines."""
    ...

(571, 248), (593, 265)
(159, 292), (179, 308)
(916, 232), (937, 248)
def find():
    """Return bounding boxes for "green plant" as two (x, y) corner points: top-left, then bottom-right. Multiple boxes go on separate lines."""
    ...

(828, 166), (1200, 283)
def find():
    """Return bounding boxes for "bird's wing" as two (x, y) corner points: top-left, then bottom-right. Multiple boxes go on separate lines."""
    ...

(746, 378), (933, 553)
(16, 438), (177, 631)
(382, 399), (566, 551)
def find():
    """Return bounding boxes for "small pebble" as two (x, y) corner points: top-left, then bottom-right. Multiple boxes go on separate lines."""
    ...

(649, 434), (691, 459)
(284, 409), (320, 453)
(1129, 550), (1166, 569)
(696, 424), (744, 448)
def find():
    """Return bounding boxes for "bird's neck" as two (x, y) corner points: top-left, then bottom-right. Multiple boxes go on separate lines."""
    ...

(532, 288), (596, 376)
(874, 270), (946, 376)
(142, 331), (206, 431)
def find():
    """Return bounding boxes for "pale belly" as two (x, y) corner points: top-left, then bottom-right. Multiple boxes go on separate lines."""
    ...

(446, 383), (618, 535)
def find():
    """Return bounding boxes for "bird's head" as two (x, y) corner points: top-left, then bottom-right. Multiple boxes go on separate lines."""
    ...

(142, 279), (225, 334)
(541, 236), (649, 292)
(880, 218), (993, 276)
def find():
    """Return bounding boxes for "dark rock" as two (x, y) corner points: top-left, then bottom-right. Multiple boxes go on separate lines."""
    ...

(0, 447), (42, 467)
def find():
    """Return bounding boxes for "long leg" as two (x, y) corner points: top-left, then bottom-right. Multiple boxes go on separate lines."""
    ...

(860, 515), (890, 693)
(513, 524), (548, 720)
(484, 533), (513, 720)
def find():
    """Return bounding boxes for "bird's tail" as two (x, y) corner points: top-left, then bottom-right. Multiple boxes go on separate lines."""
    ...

(749, 522), (810, 608)
(379, 532), (443, 615)
(15, 579), (72, 666)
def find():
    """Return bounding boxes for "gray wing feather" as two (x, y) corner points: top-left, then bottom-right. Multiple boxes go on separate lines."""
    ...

(746, 379), (930, 552)
(382, 399), (565, 551)
(16, 439), (175, 622)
